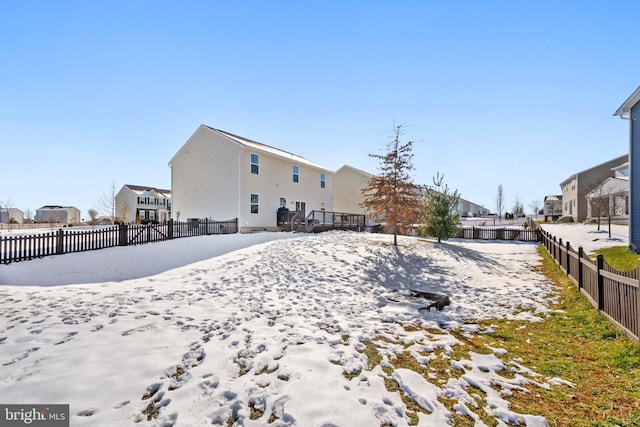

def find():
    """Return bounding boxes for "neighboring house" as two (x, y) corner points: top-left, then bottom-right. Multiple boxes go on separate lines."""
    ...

(35, 205), (81, 225)
(543, 195), (563, 222)
(457, 198), (490, 217)
(615, 86), (640, 251)
(115, 184), (172, 223)
(333, 165), (372, 215)
(585, 162), (629, 222)
(559, 154), (628, 222)
(169, 125), (334, 232)
(0, 208), (24, 224)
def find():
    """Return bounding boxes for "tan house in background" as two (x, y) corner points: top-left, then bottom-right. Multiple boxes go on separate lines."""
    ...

(559, 154), (627, 222)
(333, 165), (371, 215)
(169, 125), (334, 232)
(34, 205), (81, 225)
(0, 208), (24, 224)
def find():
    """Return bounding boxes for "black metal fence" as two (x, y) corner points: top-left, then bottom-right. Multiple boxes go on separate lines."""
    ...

(0, 218), (238, 264)
(457, 226), (542, 242)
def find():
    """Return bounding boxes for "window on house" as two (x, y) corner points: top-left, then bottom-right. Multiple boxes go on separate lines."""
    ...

(320, 173), (326, 188)
(250, 193), (259, 214)
(293, 165), (299, 183)
(138, 197), (145, 205)
(251, 154), (259, 174)
(149, 210), (155, 220)
(320, 202), (325, 211)
(149, 197), (155, 205)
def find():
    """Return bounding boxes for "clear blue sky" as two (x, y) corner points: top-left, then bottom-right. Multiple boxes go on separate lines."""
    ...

(1, 1), (638, 219)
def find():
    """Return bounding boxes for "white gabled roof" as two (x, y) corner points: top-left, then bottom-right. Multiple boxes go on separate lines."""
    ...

(169, 125), (331, 172)
(585, 177), (629, 198)
(211, 127), (331, 172)
(614, 86), (640, 117)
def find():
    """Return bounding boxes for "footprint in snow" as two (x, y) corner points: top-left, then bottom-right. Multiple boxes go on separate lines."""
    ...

(2, 347), (40, 366)
(54, 332), (78, 345)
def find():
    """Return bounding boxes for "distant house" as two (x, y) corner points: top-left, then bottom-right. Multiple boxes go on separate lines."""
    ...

(0, 208), (24, 224)
(115, 184), (172, 223)
(35, 206), (81, 225)
(585, 162), (629, 222)
(169, 125), (334, 232)
(543, 195), (562, 222)
(559, 154), (628, 222)
(333, 165), (372, 215)
(457, 198), (490, 218)
(615, 86), (640, 250)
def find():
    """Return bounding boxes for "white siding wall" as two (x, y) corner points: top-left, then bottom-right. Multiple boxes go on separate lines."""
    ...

(171, 128), (242, 221)
(239, 150), (333, 231)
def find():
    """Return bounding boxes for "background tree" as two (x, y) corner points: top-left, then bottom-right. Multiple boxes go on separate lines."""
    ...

(24, 208), (33, 223)
(97, 180), (117, 224)
(512, 195), (524, 218)
(495, 184), (504, 223)
(1, 198), (14, 230)
(87, 208), (99, 226)
(421, 172), (460, 242)
(528, 200), (541, 220)
(360, 124), (422, 246)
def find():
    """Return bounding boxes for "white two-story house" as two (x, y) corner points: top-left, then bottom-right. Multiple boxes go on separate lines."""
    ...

(169, 125), (334, 232)
(115, 185), (172, 223)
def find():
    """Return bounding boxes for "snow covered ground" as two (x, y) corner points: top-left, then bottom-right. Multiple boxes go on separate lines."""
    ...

(0, 231), (572, 426)
(539, 223), (628, 253)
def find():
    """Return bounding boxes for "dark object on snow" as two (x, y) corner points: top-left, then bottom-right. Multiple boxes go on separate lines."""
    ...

(410, 290), (451, 311)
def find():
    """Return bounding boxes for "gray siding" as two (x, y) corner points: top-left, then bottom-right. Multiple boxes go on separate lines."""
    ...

(631, 103), (640, 249)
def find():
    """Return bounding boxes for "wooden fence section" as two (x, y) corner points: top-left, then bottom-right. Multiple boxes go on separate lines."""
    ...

(0, 218), (238, 264)
(540, 229), (639, 344)
(457, 226), (541, 242)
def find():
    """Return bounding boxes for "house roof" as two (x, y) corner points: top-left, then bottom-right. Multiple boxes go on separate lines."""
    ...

(559, 154), (628, 186)
(37, 206), (79, 210)
(585, 177), (629, 198)
(335, 164), (373, 177)
(209, 126), (331, 172)
(544, 195), (562, 201)
(124, 184), (171, 198)
(614, 85), (640, 117)
(169, 125), (331, 172)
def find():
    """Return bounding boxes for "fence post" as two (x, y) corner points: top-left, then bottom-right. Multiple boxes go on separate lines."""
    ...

(56, 229), (64, 255)
(119, 223), (128, 246)
(205, 218), (209, 235)
(566, 241), (571, 277)
(168, 219), (173, 239)
(577, 246), (584, 289)
(597, 254), (604, 311)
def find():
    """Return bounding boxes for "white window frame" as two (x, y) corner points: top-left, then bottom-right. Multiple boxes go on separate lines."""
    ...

(320, 173), (326, 188)
(293, 165), (299, 183)
(251, 153), (260, 175)
(250, 193), (259, 214)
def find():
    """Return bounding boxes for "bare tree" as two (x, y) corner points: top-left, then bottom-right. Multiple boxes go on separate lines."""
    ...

(24, 208), (33, 223)
(0, 198), (14, 230)
(495, 184), (504, 223)
(512, 195), (524, 219)
(360, 124), (422, 246)
(528, 200), (541, 220)
(87, 208), (99, 226)
(97, 180), (117, 224)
